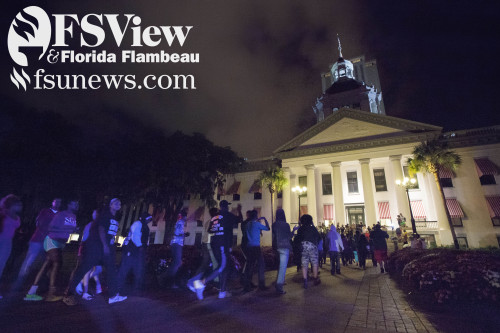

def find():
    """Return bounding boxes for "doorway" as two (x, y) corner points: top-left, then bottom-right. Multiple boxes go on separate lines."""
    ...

(347, 206), (365, 226)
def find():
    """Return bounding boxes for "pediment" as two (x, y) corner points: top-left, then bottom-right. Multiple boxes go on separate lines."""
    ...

(274, 108), (442, 155)
(301, 117), (402, 146)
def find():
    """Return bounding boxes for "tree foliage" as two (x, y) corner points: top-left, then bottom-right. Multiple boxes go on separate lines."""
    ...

(0, 103), (242, 243)
(407, 140), (462, 249)
(258, 166), (288, 222)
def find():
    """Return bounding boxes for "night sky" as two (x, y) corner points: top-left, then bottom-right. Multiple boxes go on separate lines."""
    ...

(2, 0), (499, 159)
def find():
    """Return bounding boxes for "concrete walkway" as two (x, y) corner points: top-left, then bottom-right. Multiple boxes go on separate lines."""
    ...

(0, 263), (439, 333)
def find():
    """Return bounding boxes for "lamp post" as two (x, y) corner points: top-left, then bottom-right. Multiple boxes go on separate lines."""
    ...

(291, 185), (307, 220)
(395, 177), (418, 234)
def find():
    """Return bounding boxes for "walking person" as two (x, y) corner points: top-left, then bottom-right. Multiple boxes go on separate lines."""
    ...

(272, 209), (292, 294)
(63, 198), (127, 305)
(371, 224), (389, 273)
(187, 208), (217, 292)
(70, 210), (102, 300)
(357, 234), (369, 270)
(15, 198), (61, 289)
(243, 210), (270, 292)
(118, 212), (152, 295)
(162, 209), (188, 288)
(296, 214), (321, 289)
(25, 199), (79, 302)
(192, 209), (226, 300)
(326, 224), (343, 275)
(0, 195), (22, 300)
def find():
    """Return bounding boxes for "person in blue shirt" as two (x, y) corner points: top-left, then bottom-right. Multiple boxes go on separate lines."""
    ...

(243, 210), (269, 292)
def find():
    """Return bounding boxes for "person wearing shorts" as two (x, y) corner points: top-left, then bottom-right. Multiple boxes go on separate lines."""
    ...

(24, 200), (78, 302)
(296, 214), (321, 289)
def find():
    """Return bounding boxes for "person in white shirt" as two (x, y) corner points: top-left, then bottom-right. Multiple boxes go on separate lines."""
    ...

(117, 212), (152, 295)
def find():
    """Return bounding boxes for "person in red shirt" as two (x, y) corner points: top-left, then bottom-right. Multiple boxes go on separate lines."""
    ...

(24, 199), (78, 302)
(0, 194), (22, 300)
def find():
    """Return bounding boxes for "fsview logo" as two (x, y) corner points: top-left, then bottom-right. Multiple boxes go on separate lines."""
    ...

(7, 6), (193, 90)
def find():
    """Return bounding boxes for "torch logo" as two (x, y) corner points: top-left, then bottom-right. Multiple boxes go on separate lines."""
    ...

(7, 6), (51, 90)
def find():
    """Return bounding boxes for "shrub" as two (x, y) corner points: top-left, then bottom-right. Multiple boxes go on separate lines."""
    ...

(388, 248), (500, 304)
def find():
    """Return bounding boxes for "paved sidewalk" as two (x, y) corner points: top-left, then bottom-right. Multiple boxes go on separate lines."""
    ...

(346, 267), (437, 333)
(1, 263), (440, 333)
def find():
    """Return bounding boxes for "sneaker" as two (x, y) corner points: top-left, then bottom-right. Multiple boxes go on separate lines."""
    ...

(75, 283), (83, 295)
(218, 291), (229, 299)
(45, 294), (63, 302)
(82, 293), (94, 301)
(95, 285), (103, 294)
(24, 294), (43, 301)
(193, 280), (205, 300)
(108, 294), (127, 304)
(63, 295), (78, 306)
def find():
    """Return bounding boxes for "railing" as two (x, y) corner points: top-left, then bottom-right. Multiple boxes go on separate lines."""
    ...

(415, 220), (438, 231)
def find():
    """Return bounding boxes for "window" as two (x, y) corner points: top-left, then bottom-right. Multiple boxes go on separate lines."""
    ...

(440, 178), (453, 188)
(322, 173), (333, 195)
(347, 171), (358, 193)
(373, 169), (388, 192)
(480, 175), (496, 185)
(492, 217), (500, 226)
(451, 217), (463, 226)
(403, 166), (419, 189)
(298, 176), (307, 188)
(217, 194), (221, 201)
(196, 220), (203, 227)
(254, 192), (262, 200)
(232, 194), (240, 201)
(457, 237), (468, 248)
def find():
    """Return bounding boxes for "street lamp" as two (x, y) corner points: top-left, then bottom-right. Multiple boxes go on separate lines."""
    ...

(395, 177), (418, 234)
(291, 185), (307, 219)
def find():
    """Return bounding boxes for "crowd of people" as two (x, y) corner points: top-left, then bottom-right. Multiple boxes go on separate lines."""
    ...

(0, 193), (404, 305)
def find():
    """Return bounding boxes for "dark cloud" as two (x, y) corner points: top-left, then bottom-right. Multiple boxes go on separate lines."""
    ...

(2, 0), (499, 159)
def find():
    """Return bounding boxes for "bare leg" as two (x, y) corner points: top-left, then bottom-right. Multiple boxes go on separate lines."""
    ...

(312, 264), (318, 279)
(82, 270), (91, 294)
(33, 259), (51, 286)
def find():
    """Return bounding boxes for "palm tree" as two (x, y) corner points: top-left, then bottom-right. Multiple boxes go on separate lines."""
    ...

(407, 140), (462, 249)
(259, 166), (288, 222)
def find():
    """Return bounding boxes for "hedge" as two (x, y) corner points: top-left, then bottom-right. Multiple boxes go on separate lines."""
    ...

(387, 248), (500, 304)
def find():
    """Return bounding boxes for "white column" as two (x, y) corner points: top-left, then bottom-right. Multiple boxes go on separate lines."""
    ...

(389, 155), (411, 220)
(425, 173), (453, 246)
(282, 168), (292, 223)
(306, 164), (318, 224)
(331, 162), (345, 225)
(289, 174), (298, 223)
(314, 167), (323, 225)
(359, 158), (377, 226)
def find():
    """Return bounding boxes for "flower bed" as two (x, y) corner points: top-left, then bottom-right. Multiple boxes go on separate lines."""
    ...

(387, 248), (500, 304)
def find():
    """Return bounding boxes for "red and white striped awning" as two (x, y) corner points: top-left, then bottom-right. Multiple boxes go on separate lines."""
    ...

(485, 196), (500, 218)
(410, 200), (426, 219)
(226, 181), (241, 195)
(445, 199), (464, 218)
(377, 201), (391, 219)
(323, 204), (334, 220)
(439, 167), (455, 179)
(248, 180), (262, 193)
(474, 158), (499, 177)
(300, 205), (308, 216)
